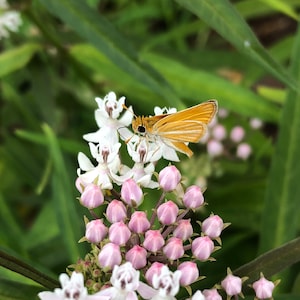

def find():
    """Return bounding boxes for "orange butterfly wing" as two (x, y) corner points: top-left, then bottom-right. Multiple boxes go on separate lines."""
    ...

(152, 100), (217, 142)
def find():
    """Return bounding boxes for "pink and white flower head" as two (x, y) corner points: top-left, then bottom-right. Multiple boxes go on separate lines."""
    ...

(173, 219), (193, 241)
(190, 290), (205, 300)
(128, 211), (150, 233)
(207, 139), (224, 157)
(151, 265), (181, 300)
(80, 184), (104, 209)
(145, 262), (165, 286)
(158, 165), (181, 192)
(127, 136), (162, 164)
(236, 143), (252, 160)
(108, 221), (131, 245)
(38, 272), (109, 300)
(192, 236), (214, 261)
(85, 219), (108, 244)
(143, 230), (165, 252)
(221, 273), (243, 297)
(163, 237), (184, 260)
(250, 118), (263, 129)
(230, 126), (245, 143)
(154, 106), (177, 115)
(157, 201), (179, 225)
(83, 92), (133, 144)
(218, 108), (229, 119)
(201, 214), (224, 239)
(97, 262), (157, 300)
(121, 179), (143, 207)
(183, 185), (204, 209)
(252, 274), (275, 299)
(0, 8), (22, 40)
(125, 245), (147, 269)
(98, 243), (122, 269)
(77, 141), (121, 190)
(212, 124), (227, 141)
(106, 200), (127, 223)
(178, 261), (199, 286)
(110, 262), (140, 293)
(202, 288), (222, 300)
(96, 262), (140, 300)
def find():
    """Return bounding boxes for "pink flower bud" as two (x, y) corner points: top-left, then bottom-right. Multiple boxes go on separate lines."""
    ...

(221, 274), (242, 296)
(203, 288), (222, 300)
(202, 215), (224, 238)
(178, 262), (199, 286)
(98, 243), (121, 269)
(212, 124), (226, 141)
(85, 219), (108, 243)
(121, 179), (143, 206)
(183, 185), (204, 209)
(109, 221), (131, 245)
(250, 118), (263, 129)
(252, 276), (275, 299)
(145, 262), (165, 285)
(128, 211), (150, 233)
(218, 108), (228, 118)
(163, 237), (184, 260)
(230, 126), (245, 143)
(106, 200), (127, 223)
(143, 230), (165, 252)
(207, 139), (223, 157)
(173, 219), (193, 241)
(158, 165), (181, 191)
(80, 184), (104, 209)
(125, 245), (147, 269)
(157, 201), (179, 225)
(236, 143), (252, 160)
(192, 236), (214, 261)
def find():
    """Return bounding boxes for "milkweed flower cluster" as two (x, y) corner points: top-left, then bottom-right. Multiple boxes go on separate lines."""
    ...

(39, 92), (277, 300)
(0, 0), (22, 39)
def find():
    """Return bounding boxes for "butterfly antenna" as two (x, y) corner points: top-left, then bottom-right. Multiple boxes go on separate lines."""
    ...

(122, 104), (137, 118)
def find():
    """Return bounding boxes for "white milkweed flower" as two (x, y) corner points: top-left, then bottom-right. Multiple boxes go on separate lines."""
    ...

(38, 272), (109, 300)
(0, 0), (22, 39)
(83, 92), (133, 145)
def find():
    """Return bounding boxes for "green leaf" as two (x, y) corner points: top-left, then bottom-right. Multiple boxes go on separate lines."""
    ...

(38, 0), (182, 108)
(174, 0), (299, 91)
(42, 124), (83, 263)
(0, 278), (43, 300)
(144, 52), (279, 122)
(235, 238), (300, 292)
(0, 44), (41, 78)
(0, 250), (58, 290)
(259, 21), (300, 252)
(259, 0), (299, 20)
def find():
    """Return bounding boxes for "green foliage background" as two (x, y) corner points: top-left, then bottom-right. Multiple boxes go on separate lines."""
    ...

(1, 0), (300, 299)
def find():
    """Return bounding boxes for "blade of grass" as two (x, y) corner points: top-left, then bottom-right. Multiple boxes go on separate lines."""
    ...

(144, 52), (279, 122)
(175, 0), (299, 92)
(42, 124), (83, 263)
(260, 19), (300, 253)
(258, 19), (300, 292)
(0, 44), (40, 77)
(38, 0), (183, 108)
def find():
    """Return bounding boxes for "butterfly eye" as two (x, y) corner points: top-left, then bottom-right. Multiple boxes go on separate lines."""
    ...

(138, 125), (146, 134)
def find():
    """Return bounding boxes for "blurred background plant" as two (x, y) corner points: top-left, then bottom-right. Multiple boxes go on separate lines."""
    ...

(1, 0), (300, 299)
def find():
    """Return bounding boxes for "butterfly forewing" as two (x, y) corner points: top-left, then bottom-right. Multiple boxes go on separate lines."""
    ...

(154, 100), (217, 128)
(153, 120), (206, 143)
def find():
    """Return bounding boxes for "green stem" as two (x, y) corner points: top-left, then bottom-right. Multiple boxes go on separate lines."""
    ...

(0, 250), (59, 290)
